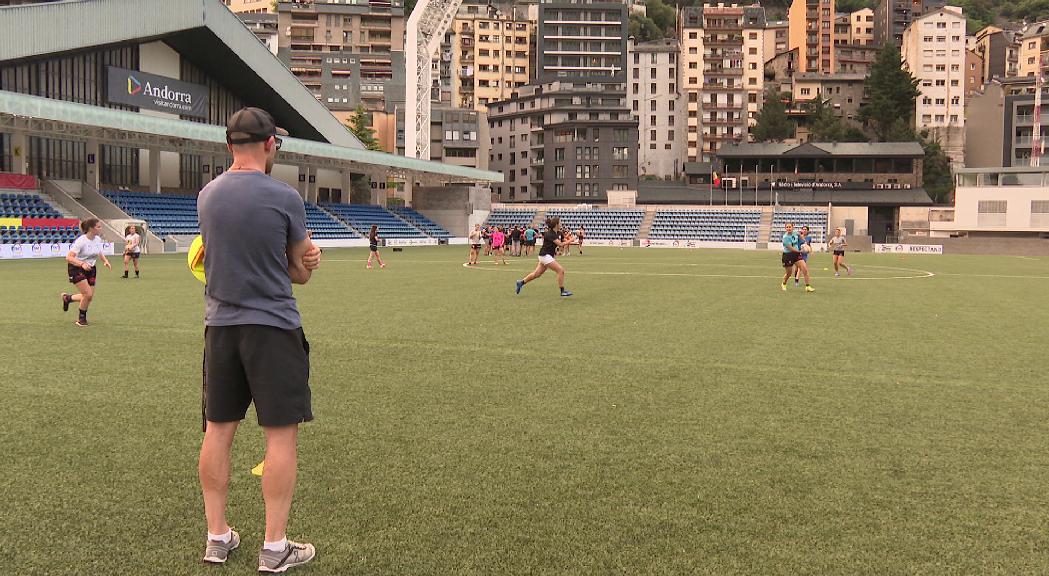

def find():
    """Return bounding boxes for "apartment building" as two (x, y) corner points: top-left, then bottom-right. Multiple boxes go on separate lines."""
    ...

(628, 38), (686, 179)
(488, 83), (638, 201)
(850, 8), (875, 44)
(1019, 20), (1049, 78)
(836, 43), (877, 74)
(226, 0), (272, 13)
(974, 25), (1021, 81)
(965, 48), (984, 95)
(277, 0), (405, 121)
(449, 7), (533, 111)
(789, 0), (835, 74)
(237, 12), (279, 55)
(537, 1), (628, 84)
(902, 6), (966, 164)
(873, 0), (945, 47)
(965, 77), (1049, 167)
(678, 4), (766, 163)
(792, 73), (867, 121)
(764, 20), (789, 59)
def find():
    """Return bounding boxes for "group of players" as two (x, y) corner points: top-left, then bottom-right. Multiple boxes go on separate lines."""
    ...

(467, 223), (585, 266)
(780, 223), (854, 293)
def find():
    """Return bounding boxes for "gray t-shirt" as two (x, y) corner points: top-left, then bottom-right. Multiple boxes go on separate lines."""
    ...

(828, 235), (847, 251)
(197, 170), (308, 330)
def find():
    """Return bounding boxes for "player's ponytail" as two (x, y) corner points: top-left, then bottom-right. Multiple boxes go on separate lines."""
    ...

(546, 216), (560, 230)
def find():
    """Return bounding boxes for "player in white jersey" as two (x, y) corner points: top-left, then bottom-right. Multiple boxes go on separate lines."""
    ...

(123, 224), (142, 279)
(61, 218), (112, 326)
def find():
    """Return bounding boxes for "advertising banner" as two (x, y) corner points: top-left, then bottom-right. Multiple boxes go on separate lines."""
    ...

(106, 67), (209, 118)
(385, 238), (439, 247)
(583, 239), (633, 247)
(0, 242), (115, 260)
(873, 243), (944, 254)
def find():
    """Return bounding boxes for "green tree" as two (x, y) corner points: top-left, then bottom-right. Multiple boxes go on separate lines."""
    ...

(858, 45), (921, 141)
(646, 0), (676, 36)
(834, 0), (876, 12)
(807, 98), (868, 142)
(919, 131), (955, 204)
(347, 104), (381, 151)
(629, 14), (663, 42)
(751, 90), (795, 142)
(403, 0), (416, 18)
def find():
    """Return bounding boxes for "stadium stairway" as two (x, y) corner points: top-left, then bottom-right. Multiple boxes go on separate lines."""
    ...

(43, 180), (145, 247)
(530, 209), (546, 229)
(758, 210), (773, 245)
(637, 209), (657, 238)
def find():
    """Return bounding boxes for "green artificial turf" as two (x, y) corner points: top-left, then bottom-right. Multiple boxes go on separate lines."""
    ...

(2, 246), (1048, 575)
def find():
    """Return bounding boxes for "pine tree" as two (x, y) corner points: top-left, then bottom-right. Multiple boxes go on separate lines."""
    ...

(347, 105), (381, 151)
(807, 98), (867, 142)
(751, 90), (795, 142)
(858, 45), (921, 141)
(919, 131), (955, 204)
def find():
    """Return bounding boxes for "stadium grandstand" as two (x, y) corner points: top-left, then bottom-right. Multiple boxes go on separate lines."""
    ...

(0, 0), (499, 259)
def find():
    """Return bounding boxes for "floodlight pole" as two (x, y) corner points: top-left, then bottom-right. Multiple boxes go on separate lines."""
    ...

(405, 0), (464, 163)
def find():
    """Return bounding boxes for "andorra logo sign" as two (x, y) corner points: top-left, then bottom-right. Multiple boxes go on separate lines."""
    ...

(127, 75), (143, 96)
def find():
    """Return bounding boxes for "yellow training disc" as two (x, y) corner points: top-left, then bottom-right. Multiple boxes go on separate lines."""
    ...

(187, 235), (206, 284)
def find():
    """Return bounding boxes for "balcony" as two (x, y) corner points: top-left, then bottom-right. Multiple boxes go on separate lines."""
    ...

(706, 36), (743, 47)
(705, 68), (743, 76)
(703, 101), (744, 110)
(702, 82), (739, 90)
(1016, 114), (1034, 124)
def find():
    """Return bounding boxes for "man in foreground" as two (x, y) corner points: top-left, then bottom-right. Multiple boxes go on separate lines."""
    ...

(197, 107), (322, 572)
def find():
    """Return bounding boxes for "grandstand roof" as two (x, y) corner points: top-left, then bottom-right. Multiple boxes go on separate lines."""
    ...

(716, 142), (925, 158)
(0, 90), (502, 183)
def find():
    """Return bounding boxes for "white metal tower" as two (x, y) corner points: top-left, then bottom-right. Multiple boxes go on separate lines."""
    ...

(405, 0), (464, 161)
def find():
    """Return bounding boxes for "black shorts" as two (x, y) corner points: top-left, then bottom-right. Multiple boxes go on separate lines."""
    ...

(471, 244), (482, 249)
(68, 263), (97, 286)
(781, 252), (800, 267)
(369, 244), (378, 252)
(125, 251), (140, 259)
(833, 250), (845, 256)
(203, 324), (312, 427)
(525, 240), (536, 246)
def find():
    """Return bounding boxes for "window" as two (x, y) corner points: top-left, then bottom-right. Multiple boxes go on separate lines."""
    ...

(689, 32), (698, 39)
(554, 166), (565, 179)
(650, 100), (657, 111)
(669, 101), (675, 111)
(554, 148), (565, 160)
(612, 147), (629, 160)
(651, 83), (657, 93)
(554, 184), (564, 196)
(668, 130), (674, 139)
(801, 88), (811, 95)
(922, 114), (932, 123)
(612, 165), (628, 177)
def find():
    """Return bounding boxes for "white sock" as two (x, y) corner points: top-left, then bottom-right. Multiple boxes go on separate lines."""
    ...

(263, 538), (288, 552)
(208, 529), (232, 543)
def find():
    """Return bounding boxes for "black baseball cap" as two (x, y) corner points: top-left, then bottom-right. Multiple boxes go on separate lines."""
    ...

(226, 107), (289, 144)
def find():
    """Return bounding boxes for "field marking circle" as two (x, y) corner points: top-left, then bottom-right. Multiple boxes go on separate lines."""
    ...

(461, 261), (936, 281)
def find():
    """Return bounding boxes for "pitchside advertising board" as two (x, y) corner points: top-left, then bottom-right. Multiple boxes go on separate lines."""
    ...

(0, 243), (115, 260)
(873, 244), (944, 254)
(106, 67), (208, 118)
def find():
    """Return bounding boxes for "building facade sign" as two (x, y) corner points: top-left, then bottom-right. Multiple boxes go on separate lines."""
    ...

(106, 67), (208, 118)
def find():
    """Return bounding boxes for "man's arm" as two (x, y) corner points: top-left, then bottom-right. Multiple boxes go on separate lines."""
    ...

(287, 237), (317, 285)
